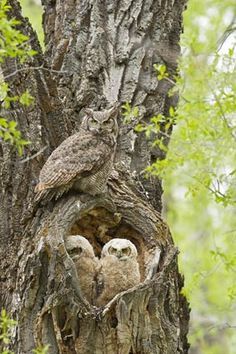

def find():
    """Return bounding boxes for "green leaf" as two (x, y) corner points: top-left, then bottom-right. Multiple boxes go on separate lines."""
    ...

(0, 117), (8, 128)
(169, 106), (175, 117)
(8, 120), (17, 129)
(122, 102), (139, 123)
(19, 90), (34, 106)
(33, 345), (50, 354)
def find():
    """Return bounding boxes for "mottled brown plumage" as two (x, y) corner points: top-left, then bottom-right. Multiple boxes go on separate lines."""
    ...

(35, 106), (119, 201)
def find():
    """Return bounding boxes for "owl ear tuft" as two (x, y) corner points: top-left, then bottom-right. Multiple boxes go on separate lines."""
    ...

(108, 102), (120, 116)
(84, 108), (94, 117)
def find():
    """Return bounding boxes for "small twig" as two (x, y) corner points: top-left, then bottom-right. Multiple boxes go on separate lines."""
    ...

(19, 145), (48, 163)
(217, 15), (236, 52)
(2, 65), (70, 80)
(208, 84), (236, 141)
(101, 282), (148, 317)
(208, 322), (236, 332)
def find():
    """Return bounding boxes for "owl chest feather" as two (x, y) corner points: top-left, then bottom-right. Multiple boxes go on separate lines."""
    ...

(101, 256), (140, 291)
(96, 256), (140, 306)
(74, 158), (113, 195)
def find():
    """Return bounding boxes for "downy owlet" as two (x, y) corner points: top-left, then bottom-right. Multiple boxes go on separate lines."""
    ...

(65, 235), (99, 304)
(97, 238), (140, 306)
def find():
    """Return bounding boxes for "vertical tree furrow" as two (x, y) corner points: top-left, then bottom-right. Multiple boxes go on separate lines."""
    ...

(119, 49), (146, 102)
(5, 1), (70, 146)
(0, 0), (70, 314)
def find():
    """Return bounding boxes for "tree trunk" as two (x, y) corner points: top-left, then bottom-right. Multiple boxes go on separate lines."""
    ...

(0, 0), (190, 353)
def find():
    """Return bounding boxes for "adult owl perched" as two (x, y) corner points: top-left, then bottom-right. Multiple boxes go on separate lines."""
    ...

(65, 235), (99, 304)
(96, 238), (141, 306)
(34, 105), (119, 202)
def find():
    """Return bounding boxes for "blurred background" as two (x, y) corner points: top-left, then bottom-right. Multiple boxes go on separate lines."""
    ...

(19, 0), (236, 353)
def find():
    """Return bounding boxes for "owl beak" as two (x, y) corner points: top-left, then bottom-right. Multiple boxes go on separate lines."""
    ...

(117, 251), (127, 260)
(94, 127), (102, 134)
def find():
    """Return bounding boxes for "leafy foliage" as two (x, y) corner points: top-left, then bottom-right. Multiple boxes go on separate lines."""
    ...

(32, 345), (49, 354)
(122, 102), (139, 124)
(0, 117), (30, 155)
(0, 0), (36, 62)
(0, 0), (36, 154)
(0, 309), (16, 354)
(130, 0), (236, 352)
(0, 310), (49, 354)
(162, 1), (236, 352)
(150, 57), (236, 207)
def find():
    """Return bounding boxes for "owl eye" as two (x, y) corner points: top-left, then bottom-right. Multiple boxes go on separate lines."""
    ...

(68, 246), (83, 258)
(77, 246), (83, 254)
(108, 246), (117, 255)
(103, 119), (114, 127)
(122, 247), (131, 256)
(88, 118), (100, 127)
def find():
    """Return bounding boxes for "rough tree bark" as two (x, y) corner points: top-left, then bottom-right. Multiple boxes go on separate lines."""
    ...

(0, 0), (190, 353)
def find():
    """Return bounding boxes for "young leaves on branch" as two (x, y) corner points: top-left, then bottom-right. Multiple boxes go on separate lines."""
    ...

(0, 0), (36, 154)
(0, 0), (36, 62)
(0, 309), (49, 354)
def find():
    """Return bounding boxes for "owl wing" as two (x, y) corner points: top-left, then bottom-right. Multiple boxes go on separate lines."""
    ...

(35, 132), (112, 192)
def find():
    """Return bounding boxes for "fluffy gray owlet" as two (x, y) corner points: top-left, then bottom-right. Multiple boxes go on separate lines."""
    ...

(35, 106), (119, 201)
(96, 238), (141, 306)
(65, 235), (99, 304)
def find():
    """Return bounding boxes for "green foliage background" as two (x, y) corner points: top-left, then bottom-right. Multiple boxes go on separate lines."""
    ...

(14, 0), (236, 353)
(20, 0), (43, 46)
(163, 1), (236, 353)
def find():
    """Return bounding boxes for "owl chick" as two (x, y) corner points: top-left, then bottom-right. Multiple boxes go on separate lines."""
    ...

(35, 105), (119, 202)
(96, 238), (140, 306)
(65, 235), (99, 304)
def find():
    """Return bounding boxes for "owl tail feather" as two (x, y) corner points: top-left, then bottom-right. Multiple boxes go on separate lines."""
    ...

(34, 184), (72, 205)
(34, 188), (55, 204)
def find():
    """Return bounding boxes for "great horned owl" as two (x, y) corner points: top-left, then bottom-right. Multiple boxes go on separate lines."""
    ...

(35, 105), (119, 201)
(65, 235), (99, 304)
(96, 238), (140, 306)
